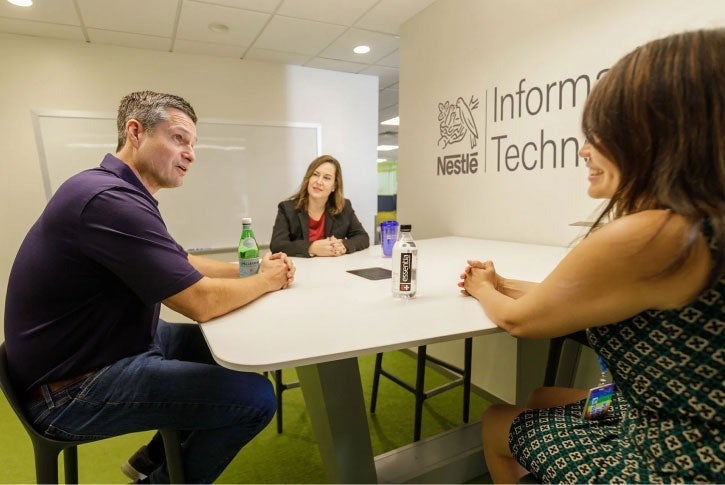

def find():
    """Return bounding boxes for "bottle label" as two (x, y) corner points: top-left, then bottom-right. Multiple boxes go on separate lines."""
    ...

(239, 257), (260, 277)
(398, 252), (412, 291)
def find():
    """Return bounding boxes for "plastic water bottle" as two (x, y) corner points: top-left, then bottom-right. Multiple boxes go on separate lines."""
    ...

(238, 217), (260, 277)
(391, 224), (417, 298)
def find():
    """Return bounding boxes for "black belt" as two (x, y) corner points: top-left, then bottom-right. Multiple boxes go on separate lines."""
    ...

(27, 370), (98, 401)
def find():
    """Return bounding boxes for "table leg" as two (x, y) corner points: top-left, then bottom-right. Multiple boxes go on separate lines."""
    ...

(297, 357), (377, 483)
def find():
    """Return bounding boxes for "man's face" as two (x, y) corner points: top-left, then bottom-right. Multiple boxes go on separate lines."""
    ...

(134, 108), (197, 194)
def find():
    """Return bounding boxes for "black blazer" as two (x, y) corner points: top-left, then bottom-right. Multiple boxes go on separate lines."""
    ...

(269, 199), (370, 257)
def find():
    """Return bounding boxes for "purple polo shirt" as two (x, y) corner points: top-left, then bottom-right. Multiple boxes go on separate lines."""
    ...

(4, 154), (203, 392)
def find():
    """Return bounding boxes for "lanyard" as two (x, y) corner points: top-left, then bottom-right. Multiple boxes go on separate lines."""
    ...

(597, 357), (609, 385)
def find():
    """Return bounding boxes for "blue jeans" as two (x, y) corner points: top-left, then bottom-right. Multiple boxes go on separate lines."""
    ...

(26, 320), (276, 483)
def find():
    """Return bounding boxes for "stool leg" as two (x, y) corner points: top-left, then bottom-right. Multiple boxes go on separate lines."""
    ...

(544, 337), (565, 386)
(413, 346), (427, 442)
(274, 370), (284, 433)
(161, 429), (185, 484)
(63, 446), (79, 483)
(370, 353), (383, 413)
(33, 443), (61, 484)
(463, 338), (472, 423)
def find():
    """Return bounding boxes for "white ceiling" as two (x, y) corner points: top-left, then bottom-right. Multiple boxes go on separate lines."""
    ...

(0, 0), (436, 160)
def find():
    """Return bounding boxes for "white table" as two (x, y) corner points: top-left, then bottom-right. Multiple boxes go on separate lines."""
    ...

(200, 237), (567, 483)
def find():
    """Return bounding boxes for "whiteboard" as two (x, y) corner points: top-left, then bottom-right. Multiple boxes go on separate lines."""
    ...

(32, 111), (320, 251)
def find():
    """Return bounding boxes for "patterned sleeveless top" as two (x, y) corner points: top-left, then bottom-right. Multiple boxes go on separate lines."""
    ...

(510, 221), (724, 482)
(586, 242), (723, 481)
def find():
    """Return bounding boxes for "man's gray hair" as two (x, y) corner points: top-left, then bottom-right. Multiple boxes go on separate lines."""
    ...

(116, 91), (197, 151)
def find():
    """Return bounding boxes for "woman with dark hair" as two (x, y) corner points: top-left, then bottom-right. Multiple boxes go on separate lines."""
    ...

(270, 154), (369, 257)
(460, 29), (724, 483)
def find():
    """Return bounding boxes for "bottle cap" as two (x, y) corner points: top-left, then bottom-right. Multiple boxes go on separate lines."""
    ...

(400, 224), (412, 231)
(242, 217), (252, 224)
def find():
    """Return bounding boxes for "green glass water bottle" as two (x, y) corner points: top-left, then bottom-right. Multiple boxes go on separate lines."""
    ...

(238, 217), (260, 277)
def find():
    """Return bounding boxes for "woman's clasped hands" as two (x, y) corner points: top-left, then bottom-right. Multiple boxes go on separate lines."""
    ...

(458, 259), (501, 297)
(309, 236), (347, 257)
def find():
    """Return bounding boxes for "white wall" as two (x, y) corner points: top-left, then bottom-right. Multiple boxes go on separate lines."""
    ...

(0, 34), (378, 339)
(400, 0), (725, 402)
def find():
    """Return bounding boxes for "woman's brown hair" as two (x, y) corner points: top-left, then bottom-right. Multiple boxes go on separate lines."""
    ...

(582, 28), (724, 284)
(291, 155), (345, 216)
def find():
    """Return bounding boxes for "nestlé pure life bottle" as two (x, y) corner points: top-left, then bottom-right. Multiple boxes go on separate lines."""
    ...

(391, 224), (417, 298)
(238, 217), (260, 277)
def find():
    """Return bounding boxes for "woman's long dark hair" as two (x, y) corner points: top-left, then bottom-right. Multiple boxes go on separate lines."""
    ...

(582, 28), (724, 284)
(291, 155), (345, 216)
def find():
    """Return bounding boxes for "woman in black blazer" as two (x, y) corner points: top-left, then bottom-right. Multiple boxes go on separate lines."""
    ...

(270, 155), (370, 257)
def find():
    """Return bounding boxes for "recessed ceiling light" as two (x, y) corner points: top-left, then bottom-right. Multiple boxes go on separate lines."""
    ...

(208, 22), (229, 33)
(377, 145), (398, 151)
(381, 117), (399, 126)
(353, 45), (370, 54)
(7, 0), (33, 6)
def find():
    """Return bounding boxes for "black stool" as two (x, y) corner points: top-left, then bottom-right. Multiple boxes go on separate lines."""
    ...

(518, 472), (541, 483)
(370, 338), (473, 441)
(543, 330), (590, 386)
(268, 369), (300, 433)
(0, 343), (185, 483)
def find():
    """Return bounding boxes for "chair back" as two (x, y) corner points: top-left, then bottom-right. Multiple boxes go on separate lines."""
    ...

(0, 342), (39, 437)
(2, 343), (72, 445)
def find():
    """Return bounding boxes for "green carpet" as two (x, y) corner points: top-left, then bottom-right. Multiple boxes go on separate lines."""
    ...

(0, 351), (491, 483)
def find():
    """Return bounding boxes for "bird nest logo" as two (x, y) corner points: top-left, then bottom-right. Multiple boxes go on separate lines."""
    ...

(436, 95), (481, 176)
(437, 96), (479, 149)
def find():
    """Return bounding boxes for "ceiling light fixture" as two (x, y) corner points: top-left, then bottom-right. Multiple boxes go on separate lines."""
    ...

(377, 145), (398, 151)
(8, 0), (33, 6)
(381, 117), (399, 126)
(208, 22), (230, 33)
(353, 45), (370, 54)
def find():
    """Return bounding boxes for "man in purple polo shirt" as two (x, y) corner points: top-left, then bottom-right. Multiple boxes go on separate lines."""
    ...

(4, 91), (295, 483)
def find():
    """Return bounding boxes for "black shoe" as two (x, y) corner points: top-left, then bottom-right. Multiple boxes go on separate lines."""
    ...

(121, 445), (160, 481)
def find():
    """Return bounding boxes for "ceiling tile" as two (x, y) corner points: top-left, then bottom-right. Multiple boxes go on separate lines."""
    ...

(244, 47), (311, 65)
(78, 0), (177, 37)
(358, 64), (398, 89)
(378, 131), (398, 146)
(305, 57), (368, 74)
(174, 38), (245, 57)
(319, 28), (398, 64)
(277, 0), (377, 26)
(356, 0), (436, 35)
(177, 0), (270, 46)
(0, 0), (78, 24)
(379, 104), (399, 124)
(88, 29), (172, 51)
(0, 18), (85, 41)
(0, 0), (429, 132)
(379, 88), (399, 110)
(376, 49), (399, 68)
(193, 0), (282, 13)
(253, 15), (345, 55)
